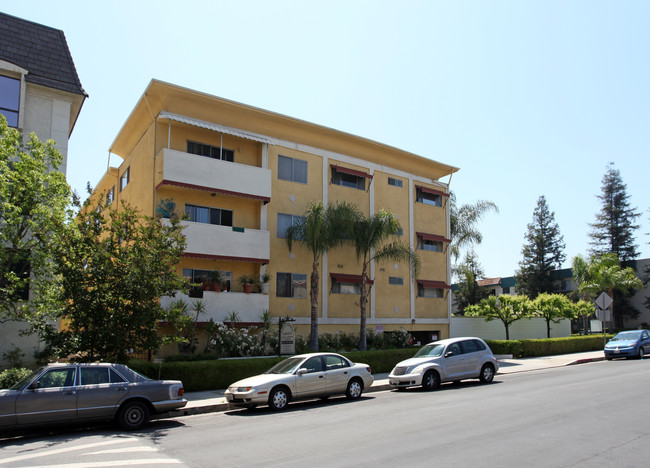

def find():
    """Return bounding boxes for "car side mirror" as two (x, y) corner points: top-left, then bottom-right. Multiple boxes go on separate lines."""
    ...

(445, 351), (455, 358)
(29, 381), (41, 390)
(297, 368), (308, 375)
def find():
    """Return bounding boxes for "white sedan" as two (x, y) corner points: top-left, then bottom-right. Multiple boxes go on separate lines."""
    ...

(225, 353), (374, 410)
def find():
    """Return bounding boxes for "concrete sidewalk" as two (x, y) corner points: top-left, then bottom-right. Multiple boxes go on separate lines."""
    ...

(165, 350), (605, 418)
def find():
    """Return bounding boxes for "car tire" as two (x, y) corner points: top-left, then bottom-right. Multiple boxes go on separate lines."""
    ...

(479, 363), (495, 383)
(639, 348), (645, 360)
(421, 370), (440, 391)
(346, 378), (364, 400)
(269, 387), (290, 411)
(117, 400), (150, 430)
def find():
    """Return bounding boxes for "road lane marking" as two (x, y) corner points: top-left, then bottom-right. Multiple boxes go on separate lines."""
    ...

(0, 438), (139, 464)
(21, 459), (183, 468)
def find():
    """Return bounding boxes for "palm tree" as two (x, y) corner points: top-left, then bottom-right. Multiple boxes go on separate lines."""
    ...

(449, 192), (499, 262)
(349, 209), (420, 351)
(573, 253), (643, 329)
(286, 201), (359, 351)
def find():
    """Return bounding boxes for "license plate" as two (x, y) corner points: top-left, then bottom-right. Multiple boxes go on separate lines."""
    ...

(390, 380), (400, 386)
(614, 349), (620, 354)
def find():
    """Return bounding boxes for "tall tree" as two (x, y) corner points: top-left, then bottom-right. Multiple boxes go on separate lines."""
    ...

(465, 295), (534, 340)
(515, 196), (566, 298)
(286, 201), (359, 351)
(453, 250), (490, 315)
(36, 196), (188, 363)
(449, 192), (499, 262)
(349, 209), (420, 351)
(573, 253), (643, 329)
(0, 116), (71, 323)
(589, 162), (640, 262)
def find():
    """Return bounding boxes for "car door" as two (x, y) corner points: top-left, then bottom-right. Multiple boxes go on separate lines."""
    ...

(76, 367), (129, 420)
(641, 331), (650, 353)
(294, 356), (327, 398)
(323, 355), (352, 394)
(459, 339), (483, 377)
(15, 367), (78, 425)
(442, 342), (467, 380)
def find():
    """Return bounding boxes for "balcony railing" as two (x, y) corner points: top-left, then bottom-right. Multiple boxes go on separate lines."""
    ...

(155, 148), (271, 203)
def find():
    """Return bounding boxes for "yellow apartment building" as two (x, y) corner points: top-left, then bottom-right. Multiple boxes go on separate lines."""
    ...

(92, 80), (458, 347)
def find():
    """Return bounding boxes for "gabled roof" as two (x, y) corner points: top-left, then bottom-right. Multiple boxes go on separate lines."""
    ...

(0, 12), (86, 97)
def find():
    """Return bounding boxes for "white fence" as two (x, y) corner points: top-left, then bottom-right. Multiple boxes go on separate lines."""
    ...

(450, 317), (571, 340)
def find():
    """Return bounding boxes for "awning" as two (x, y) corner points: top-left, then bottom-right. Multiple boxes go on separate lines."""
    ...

(183, 252), (269, 265)
(158, 111), (272, 144)
(331, 165), (373, 180)
(330, 273), (374, 285)
(417, 280), (451, 289)
(415, 185), (449, 198)
(416, 232), (451, 243)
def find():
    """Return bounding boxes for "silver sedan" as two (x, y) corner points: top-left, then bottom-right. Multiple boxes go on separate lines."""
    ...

(0, 363), (186, 431)
(225, 352), (374, 410)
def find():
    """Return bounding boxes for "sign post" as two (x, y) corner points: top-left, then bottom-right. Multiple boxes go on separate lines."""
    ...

(594, 293), (613, 347)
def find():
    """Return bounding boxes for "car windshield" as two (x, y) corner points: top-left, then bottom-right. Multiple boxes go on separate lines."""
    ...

(9, 368), (43, 390)
(413, 344), (445, 358)
(265, 357), (304, 374)
(611, 331), (642, 341)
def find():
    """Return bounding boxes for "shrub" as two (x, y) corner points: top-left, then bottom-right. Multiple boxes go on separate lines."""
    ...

(0, 367), (33, 389)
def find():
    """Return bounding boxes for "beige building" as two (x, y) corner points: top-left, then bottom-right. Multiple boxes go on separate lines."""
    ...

(92, 80), (458, 349)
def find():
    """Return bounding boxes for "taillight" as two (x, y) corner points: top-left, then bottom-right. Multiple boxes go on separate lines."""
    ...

(178, 388), (184, 397)
(366, 366), (372, 374)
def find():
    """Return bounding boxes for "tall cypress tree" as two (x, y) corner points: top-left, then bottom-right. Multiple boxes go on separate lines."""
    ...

(589, 162), (640, 261)
(515, 196), (566, 299)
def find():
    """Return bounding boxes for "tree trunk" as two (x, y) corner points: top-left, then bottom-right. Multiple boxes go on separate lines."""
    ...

(546, 318), (551, 339)
(504, 323), (510, 341)
(309, 262), (320, 352)
(359, 264), (369, 351)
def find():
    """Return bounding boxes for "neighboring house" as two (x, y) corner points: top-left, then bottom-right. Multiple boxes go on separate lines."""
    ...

(91, 80), (458, 351)
(452, 258), (650, 329)
(0, 12), (86, 367)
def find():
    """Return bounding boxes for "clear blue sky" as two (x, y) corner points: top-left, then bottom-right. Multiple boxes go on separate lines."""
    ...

(5, 1), (649, 277)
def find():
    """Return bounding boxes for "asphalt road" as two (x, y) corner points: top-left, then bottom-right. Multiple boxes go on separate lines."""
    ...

(1, 359), (649, 467)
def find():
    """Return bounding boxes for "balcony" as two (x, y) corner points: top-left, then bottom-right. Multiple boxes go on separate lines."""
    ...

(155, 148), (271, 203)
(163, 219), (270, 263)
(160, 290), (269, 324)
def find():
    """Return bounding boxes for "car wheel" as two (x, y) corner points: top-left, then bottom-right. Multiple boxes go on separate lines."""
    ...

(117, 401), (150, 430)
(479, 364), (495, 383)
(421, 370), (440, 391)
(346, 378), (364, 400)
(639, 348), (645, 360)
(269, 387), (290, 411)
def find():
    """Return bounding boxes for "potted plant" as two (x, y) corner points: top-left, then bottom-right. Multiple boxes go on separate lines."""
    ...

(238, 274), (254, 294)
(209, 270), (223, 292)
(260, 273), (272, 295)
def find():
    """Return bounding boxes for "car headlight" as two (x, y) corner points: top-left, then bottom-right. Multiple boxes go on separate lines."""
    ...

(231, 386), (254, 393)
(411, 366), (427, 375)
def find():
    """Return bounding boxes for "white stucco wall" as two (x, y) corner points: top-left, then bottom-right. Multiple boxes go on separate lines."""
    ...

(451, 316), (572, 340)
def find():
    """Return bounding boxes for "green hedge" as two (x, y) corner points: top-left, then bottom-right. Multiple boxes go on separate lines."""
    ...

(130, 336), (611, 392)
(486, 335), (612, 358)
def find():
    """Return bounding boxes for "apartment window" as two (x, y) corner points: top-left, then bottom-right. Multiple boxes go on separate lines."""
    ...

(331, 280), (360, 295)
(388, 177), (403, 188)
(276, 272), (308, 298)
(185, 204), (233, 227)
(187, 140), (234, 162)
(277, 213), (304, 238)
(416, 187), (442, 207)
(389, 277), (404, 286)
(183, 268), (232, 291)
(331, 167), (365, 190)
(417, 284), (444, 298)
(502, 286), (511, 294)
(0, 75), (20, 127)
(278, 155), (308, 183)
(120, 167), (130, 191)
(106, 186), (115, 204)
(417, 236), (444, 252)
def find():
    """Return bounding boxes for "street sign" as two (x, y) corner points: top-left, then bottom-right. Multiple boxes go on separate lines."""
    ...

(595, 292), (613, 310)
(595, 306), (612, 322)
